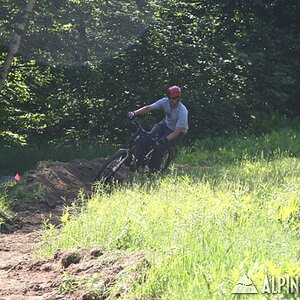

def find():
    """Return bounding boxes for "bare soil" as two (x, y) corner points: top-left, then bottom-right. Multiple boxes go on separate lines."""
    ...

(0, 159), (143, 300)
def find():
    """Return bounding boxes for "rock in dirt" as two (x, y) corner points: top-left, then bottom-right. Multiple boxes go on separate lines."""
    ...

(61, 251), (82, 268)
(82, 290), (103, 300)
(90, 249), (104, 258)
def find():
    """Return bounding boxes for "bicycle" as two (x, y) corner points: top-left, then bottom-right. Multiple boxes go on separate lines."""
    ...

(94, 119), (173, 184)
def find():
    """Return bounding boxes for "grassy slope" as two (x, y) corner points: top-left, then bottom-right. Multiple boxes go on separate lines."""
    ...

(40, 127), (300, 299)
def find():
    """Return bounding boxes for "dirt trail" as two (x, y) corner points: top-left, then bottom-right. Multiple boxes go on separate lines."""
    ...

(0, 230), (61, 300)
(0, 159), (139, 300)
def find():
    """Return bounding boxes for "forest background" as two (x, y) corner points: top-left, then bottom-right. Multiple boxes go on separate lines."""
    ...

(0, 0), (299, 174)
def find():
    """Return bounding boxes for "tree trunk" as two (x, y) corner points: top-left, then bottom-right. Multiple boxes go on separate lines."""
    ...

(0, 0), (37, 91)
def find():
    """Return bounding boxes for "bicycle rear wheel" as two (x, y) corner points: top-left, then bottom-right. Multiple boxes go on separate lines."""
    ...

(148, 148), (173, 173)
(94, 149), (128, 183)
(160, 148), (173, 172)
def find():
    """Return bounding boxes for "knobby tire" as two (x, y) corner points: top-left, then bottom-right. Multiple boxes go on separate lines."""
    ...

(160, 149), (173, 173)
(94, 149), (128, 183)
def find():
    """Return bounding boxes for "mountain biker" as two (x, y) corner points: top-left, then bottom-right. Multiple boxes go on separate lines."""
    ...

(127, 85), (188, 170)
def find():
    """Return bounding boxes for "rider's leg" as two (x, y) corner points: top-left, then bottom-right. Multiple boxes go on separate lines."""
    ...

(134, 135), (152, 169)
(150, 121), (171, 137)
(149, 122), (173, 171)
(150, 131), (185, 172)
(167, 132), (185, 149)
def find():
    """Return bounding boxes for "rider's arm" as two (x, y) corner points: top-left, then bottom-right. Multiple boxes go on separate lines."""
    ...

(166, 127), (183, 141)
(135, 98), (165, 116)
(134, 105), (155, 116)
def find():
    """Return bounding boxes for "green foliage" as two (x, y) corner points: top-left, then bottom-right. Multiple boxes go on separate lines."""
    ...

(9, 181), (45, 203)
(0, 143), (115, 176)
(177, 126), (300, 166)
(0, 181), (16, 229)
(1, 0), (300, 146)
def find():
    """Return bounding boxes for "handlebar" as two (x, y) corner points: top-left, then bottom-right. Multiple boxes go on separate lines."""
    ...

(130, 119), (142, 130)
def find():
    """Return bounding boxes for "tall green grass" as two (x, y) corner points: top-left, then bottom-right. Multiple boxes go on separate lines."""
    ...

(177, 127), (299, 166)
(0, 181), (15, 228)
(40, 127), (300, 299)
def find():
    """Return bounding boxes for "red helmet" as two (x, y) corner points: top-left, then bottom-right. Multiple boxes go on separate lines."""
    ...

(168, 85), (181, 98)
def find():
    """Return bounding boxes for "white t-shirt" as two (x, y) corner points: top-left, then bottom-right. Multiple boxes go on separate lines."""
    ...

(150, 97), (188, 134)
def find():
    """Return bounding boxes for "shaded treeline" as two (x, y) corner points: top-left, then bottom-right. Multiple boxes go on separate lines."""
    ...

(0, 0), (299, 147)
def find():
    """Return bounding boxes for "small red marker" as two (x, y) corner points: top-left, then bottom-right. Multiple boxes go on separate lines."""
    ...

(14, 173), (21, 182)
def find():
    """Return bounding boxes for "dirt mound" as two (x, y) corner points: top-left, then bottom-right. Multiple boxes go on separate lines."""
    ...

(13, 159), (105, 209)
(0, 230), (149, 300)
(49, 248), (149, 299)
(4, 158), (134, 231)
(12, 158), (134, 210)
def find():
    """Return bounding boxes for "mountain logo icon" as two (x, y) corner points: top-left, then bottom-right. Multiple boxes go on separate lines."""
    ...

(232, 274), (259, 294)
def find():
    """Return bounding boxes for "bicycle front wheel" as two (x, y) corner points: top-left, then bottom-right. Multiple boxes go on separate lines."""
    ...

(94, 149), (128, 183)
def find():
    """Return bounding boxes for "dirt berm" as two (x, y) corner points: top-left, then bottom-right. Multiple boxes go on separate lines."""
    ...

(9, 158), (134, 228)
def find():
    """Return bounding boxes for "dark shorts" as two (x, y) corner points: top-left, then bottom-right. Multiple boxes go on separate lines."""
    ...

(148, 121), (185, 171)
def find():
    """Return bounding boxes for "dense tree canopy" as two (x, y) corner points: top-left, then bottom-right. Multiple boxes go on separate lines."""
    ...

(0, 0), (299, 146)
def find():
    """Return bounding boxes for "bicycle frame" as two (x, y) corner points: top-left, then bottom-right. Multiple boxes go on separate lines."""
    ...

(94, 119), (172, 183)
(121, 119), (158, 166)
